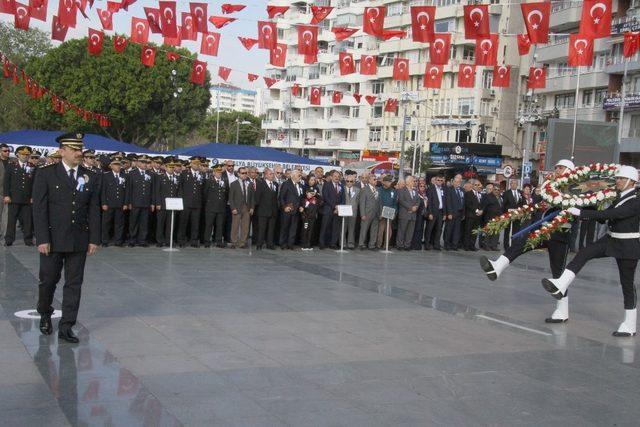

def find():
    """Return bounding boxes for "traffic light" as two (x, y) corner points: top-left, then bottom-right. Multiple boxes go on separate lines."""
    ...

(516, 166), (522, 177)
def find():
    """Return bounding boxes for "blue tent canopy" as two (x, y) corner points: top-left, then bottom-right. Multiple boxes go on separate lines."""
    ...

(0, 130), (157, 154)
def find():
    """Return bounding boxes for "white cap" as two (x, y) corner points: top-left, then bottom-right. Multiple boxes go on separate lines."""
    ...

(555, 159), (575, 170)
(615, 165), (639, 182)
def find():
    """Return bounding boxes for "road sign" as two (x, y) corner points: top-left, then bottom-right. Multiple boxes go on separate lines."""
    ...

(523, 161), (532, 175)
(503, 165), (513, 178)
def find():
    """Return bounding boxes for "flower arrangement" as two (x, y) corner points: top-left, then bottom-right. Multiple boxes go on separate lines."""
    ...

(540, 163), (619, 209)
(524, 209), (573, 251)
(476, 202), (547, 236)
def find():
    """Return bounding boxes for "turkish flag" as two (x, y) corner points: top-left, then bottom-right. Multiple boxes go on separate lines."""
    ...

(28, 0), (46, 21)
(363, 7), (385, 37)
(76, 0), (88, 20)
(97, 8), (113, 30)
(209, 16), (235, 28)
(298, 25), (318, 56)
(527, 67), (546, 89)
(521, 1), (550, 44)
(475, 34), (499, 66)
(579, 0), (611, 39)
(166, 51), (180, 61)
(267, 5), (288, 18)
(517, 33), (531, 55)
(353, 93), (362, 103)
(159, 1), (177, 38)
(51, 15), (69, 42)
(189, 2), (207, 33)
(429, 33), (450, 65)
(221, 3), (244, 14)
(624, 31), (640, 58)
(411, 6), (435, 43)
(238, 37), (258, 50)
(393, 58), (409, 81)
(292, 83), (300, 96)
(423, 64), (443, 89)
(310, 86), (321, 105)
(258, 21), (277, 49)
(131, 17), (149, 44)
(492, 65), (511, 88)
(163, 29), (181, 47)
(106, 1), (119, 12)
(360, 54), (377, 75)
(247, 73), (258, 82)
(263, 77), (277, 87)
(332, 27), (358, 41)
(463, 4), (489, 39)
(143, 7), (162, 33)
(304, 53), (317, 64)
(339, 52), (355, 75)
(200, 31), (220, 56)
(384, 99), (398, 113)
(13, 2), (29, 30)
(218, 66), (231, 81)
(87, 28), (103, 56)
(457, 64), (476, 88)
(332, 91), (342, 104)
(568, 34), (594, 66)
(181, 13), (197, 40)
(57, 0), (76, 28)
(365, 95), (377, 106)
(269, 43), (286, 67)
(381, 29), (405, 40)
(0, 0), (15, 14)
(113, 35), (127, 53)
(140, 45), (156, 67)
(117, 369), (139, 396)
(311, 6), (333, 24)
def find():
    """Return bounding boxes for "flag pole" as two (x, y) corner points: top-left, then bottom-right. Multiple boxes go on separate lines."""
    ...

(618, 59), (629, 145)
(570, 65), (581, 161)
(215, 91), (220, 143)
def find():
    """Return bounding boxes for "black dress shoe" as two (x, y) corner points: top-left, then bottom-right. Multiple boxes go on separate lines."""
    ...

(25, 241), (34, 246)
(128, 243), (135, 247)
(191, 243), (199, 248)
(156, 243), (163, 248)
(256, 245), (263, 250)
(204, 243), (211, 248)
(4, 242), (12, 247)
(266, 245), (275, 250)
(140, 243), (149, 247)
(319, 246), (326, 250)
(58, 328), (79, 344)
(39, 314), (52, 335)
(612, 331), (636, 337)
(217, 244), (226, 249)
(545, 317), (568, 324)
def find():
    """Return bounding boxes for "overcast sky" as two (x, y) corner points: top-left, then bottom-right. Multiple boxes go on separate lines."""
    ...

(0, 0), (269, 89)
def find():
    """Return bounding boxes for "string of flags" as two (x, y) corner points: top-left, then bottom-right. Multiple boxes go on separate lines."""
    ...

(0, 51), (111, 126)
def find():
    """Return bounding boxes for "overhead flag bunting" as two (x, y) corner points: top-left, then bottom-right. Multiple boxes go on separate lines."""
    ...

(353, 93), (362, 103)
(87, 28), (104, 56)
(143, 7), (162, 34)
(392, 58), (409, 81)
(297, 25), (318, 56)
(166, 51), (180, 61)
(528, 66), (546, 88)
(269, 43), (286, 67)
(97, 8), (113, 31)
(209, 15), (236, 29)
(266, 5), (288, 18)
(332, 27), (358, 41)
(517, 33), (532, 55)
(247, 73), (258, 82)
(291, 83), (300, 96)
(332, 90), (342, 104)
(130, 17), (150, 44)
(218, 66), (231, 81)
(14, 2), (30, 30)
(568, 34), (594, 66)
(381, 29), (405, 40)
(263, 77), (277, 87)
(360, 54), (377, 75)
(624, 31), (640, 58)
(221, 3), (245, 14)
(429, 33), (451, 65)
(113, 35), (128, 53)
(311, 6), (333, 24)
(457, 64), (476, 88)
(521, 1), (550, 44)
(423, 64), (443, 89)
(310, 86), (321, 105)
(159, 1), (177, 38)
(189, 2), (207, 33)
(410, 6), (435, 43)
(492, 65), (511, 88)
(238, 37), (258, 50)
(51, 15), (69, 41)
(475, 34), (499, 66)
(57, 0), (77, 28)
(463, 4), (490, 39)
(339, 52), (355, 75)
(365, 95), (377, 105)
(363, 6), (385, 37)
(579, 0), (612, 39)
(200, 31), (220, 56)
(384, 98), (398, 113)
(181, 12), (197, 40)
(258, 21), (277, 49)
(190, 59), (206, 85)
(140, 44), (156, 67)
(29, 0), (47, 22)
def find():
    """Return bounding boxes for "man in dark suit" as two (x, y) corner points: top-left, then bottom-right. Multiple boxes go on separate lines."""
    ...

(125, 154), (154, 247)
(154, 157), (180, 247)
(178, 157), (204, 247)
(100, 156), (127, 246)
(319, 170), (344, 249)
(444, 174), (464, 250)
(424, 174), (446, 250)
(4, 145), (35, 246)
(396, 175), (420, 250)
(480, 183), (502, 251)
(228, 167), (255, 248)
(254, 167), (279, 250)
(502, 179), (524, 250)
(33, 133), (100, 343)
(203, 163), (228, 248)
(278, 170), (303, 249)
(463, 179), (483, 251)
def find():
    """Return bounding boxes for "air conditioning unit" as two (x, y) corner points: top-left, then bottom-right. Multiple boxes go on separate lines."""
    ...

(490, 90), (496, 97)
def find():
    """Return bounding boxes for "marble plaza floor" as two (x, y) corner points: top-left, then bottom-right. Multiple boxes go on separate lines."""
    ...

(2, 241), (640, 426)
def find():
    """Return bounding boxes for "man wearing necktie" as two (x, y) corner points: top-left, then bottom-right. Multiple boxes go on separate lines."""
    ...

(343, 175), (360, 250)
(254, 168), (279, 250)
(425, 174), (446, 250)
(444, 174), (465, 251)
(228, 167), (254, 248)
(4, 145), (35, 246)
(319, 170), (344, 249)
(463, 179), (483, 251)
(153, 157), (180, 247)
(203, 163), (229, 248)
(100, 156), (127, 247)
(502, 179), (524, 250)
(397, 175), (420, 250)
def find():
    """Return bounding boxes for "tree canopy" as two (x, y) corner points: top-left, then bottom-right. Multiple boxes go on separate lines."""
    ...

(199, 110), (264, 146)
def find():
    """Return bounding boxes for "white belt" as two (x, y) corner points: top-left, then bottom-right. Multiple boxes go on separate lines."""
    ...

(607, 231), (640, 239)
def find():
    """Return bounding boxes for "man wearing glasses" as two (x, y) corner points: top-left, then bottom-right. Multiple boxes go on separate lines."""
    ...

(463, 179), (484, 251)
(228, 167), (254, 249)
(0, 143), (10, 241)
(222, 160), (237, 244)
(4, 145), (35, 246)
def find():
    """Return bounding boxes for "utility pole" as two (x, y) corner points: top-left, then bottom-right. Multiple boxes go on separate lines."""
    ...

(215, 88), (220, 143)
(398, 93), (409, 178)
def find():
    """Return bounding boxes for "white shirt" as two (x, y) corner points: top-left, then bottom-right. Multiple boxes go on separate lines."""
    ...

(226, 170), (237, 184)
(265, 179), (275, 191)
(62, 161), (77, 177)
(435, 185), (443, 208)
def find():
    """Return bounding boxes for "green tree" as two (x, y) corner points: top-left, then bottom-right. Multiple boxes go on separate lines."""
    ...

(0, 22), (52, 132)
(24, 36), (211, 148)
(403, 144), (432, 175)
(199, 110), (263, 146)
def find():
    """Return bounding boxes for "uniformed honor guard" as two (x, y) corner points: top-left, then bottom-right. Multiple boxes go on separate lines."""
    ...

(3, 145), (35, 246)
(125, 154), (154, 247)
(154, 157), (180, 247)
(542, 165), (640, 337)
(203, 163), (228, 248)
(33, 133), (100, 343)
(100, 156), (127, 246)
(178, 156), (204, 247)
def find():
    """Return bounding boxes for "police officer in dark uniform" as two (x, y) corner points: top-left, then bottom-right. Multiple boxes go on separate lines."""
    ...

(178, 156), (204, 247)
(4, 145), (35, 246)
(543, 165), (640, 337)
(154, 157), (180, 247)
(33, 133), (100, 343)
(100, 156), (127, 246)
(203, 163), (228, 248)
(125, 154), (154, 247)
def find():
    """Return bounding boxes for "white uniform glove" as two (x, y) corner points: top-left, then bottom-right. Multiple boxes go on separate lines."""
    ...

(567, 207), (581, 217)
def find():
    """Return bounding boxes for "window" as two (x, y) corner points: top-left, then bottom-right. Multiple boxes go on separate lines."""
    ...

(595, 88), (608, 105)
(632, 75), (640, 93)
(369, 126), (381, 142)
(583, 89), (593, 107)
(434, 18), (455, 33)
(458, 98), (475, 115)
(372, 104), (383, 118)
(482, 70), (493, 89)
(480, 99), (491, 116)
(387, 2), (404, 16)
(351, 107), (360, 118)
(630, 115), (640, 138)
(554, 93), (575, 109)
(463, 46), (475, 61)
(436, 0), (461, 7)
(324, 130), (332, 140)
(371, 81), (384, 94)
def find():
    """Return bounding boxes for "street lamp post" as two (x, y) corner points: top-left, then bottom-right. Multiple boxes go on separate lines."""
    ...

(235, 118), (252, 145)
(170, 69), (183, 150)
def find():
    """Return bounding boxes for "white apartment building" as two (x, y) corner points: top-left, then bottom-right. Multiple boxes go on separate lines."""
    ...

(210, 84), (264, 116)
(262, 0), (522, 173)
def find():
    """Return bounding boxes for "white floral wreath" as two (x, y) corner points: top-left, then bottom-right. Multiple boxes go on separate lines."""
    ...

(540, 163), (620, 209)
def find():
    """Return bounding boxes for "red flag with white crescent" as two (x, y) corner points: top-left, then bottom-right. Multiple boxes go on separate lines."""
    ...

(200, 31), (220, 56)
(269, 43), (286, 67)
(429, 33), (450, 65)
(517, 33), (531, 55)
(365, 95), (377, 105)
(238, 37), (258, 50)
(181, 12), (196, 40)
(363, 7), (385, 37)
(311, 6), (333, 24)
(113, 35), (127, 53)
(247, 73), (258, 82)
(384, 99), (398, 113)
(475, 34), (499, 66)
(130, 17), (149, 44)
(87, 28), (103, 56)
(189, 2), (207, 33)
(292, 83), (300, 96)
(353, 93), (362, 103)
(258, 21), (277, 49)
(332, 91), (342, 104)
(423, 63), (443, 89)
(411, 6), (435, 43)
(463, 4), (489, 39)
(392, 58), (409, 81)
(218, 66), (231, 81)
(298, 25), (318, 56)
(143, 7), (162, 33)
(166, 51), (180, 61)
(457, 64), (476, 88)
(266, 5), (287, 18)
(521, 1), (550, 44)
(527, 66), (546, 89)
(579, 0), (611, 39)
(360, 54), (377, 75)
(568, 34), (594, 66)
(339, 52), (355, 75)
(221, 3), (244, 14)
(159, 1), (177, 38)
(97, 8), (113, 30)
(332, 27), (358, 41)
(14, 2), (30, 30)
(492, 65), (511, 88)
(0, 0), (16, 14)
(624, 31), (640, 58)
(28, 0), (46, 22)
(140, 44), (156, 67)
(310, 86), (321, 105)
(57, 0), (76, 28)
(263, 77), (277, 87)
(209, 16), (235, 29)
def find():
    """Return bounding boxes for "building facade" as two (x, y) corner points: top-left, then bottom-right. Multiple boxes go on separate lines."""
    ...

(210, 84), (264, 116)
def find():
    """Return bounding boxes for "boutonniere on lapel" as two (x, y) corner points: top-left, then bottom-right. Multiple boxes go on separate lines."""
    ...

(144, 173), (151, 181)
(77, 174), (89, 191)
(118, 176), (125, 185)
(390, 191), (395, 197)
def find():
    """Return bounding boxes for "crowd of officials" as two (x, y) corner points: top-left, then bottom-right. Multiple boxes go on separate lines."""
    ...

(0, 142), (600, 253)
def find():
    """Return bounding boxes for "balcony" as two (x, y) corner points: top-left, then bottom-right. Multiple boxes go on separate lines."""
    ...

(548, 4), (581, 30)
(536, 70), (609, 94)
(605, 53), (640, 74)
(261, 119), (285, 129)
(611, 15), (640, 36)
(378, 38), (426, 54)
